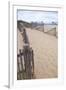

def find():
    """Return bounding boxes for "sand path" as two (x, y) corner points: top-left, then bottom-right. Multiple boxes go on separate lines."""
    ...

(26, 28), (58, 79)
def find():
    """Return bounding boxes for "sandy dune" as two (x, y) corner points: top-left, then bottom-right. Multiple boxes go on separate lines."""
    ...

(17, 28), (58, 79)
(17, 29), (24, 54)
(26, 28), (58, 79)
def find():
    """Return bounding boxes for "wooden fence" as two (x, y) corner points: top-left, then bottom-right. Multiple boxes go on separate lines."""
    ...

(17, 22), (34, 80)
(17, 46), (34, 80)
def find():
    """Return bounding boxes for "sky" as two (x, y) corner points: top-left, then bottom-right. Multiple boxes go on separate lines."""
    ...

(17, 10), (58, 24)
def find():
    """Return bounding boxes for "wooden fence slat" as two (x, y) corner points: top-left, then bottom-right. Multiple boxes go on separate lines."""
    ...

(17, 56), (22, 80)
(19, 49), (24, 79)
(28, 49), (32, 79)
(30, 49), (34, 75)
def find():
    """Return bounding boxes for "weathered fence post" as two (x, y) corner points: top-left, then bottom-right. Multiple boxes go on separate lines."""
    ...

(17, 54), (22, 80)
(19, 49), (24, 79)
(17, 49), (24, 80)
(23, 44), (32, 79)
(31, 48), (34, 75)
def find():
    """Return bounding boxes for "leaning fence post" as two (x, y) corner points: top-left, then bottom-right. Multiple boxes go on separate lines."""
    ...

(23, 45), (32, 79)
(19, 49), (24, 79)
(31, 49), (34, 74)
(17, 54), (22, 80)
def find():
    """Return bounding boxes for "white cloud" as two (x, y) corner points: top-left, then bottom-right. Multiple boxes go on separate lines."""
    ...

(17, 10), (58, 23)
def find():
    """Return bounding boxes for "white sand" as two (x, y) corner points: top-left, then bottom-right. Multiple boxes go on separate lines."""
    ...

(17, 28), (58, 79)
(26, 28), (58, 79)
